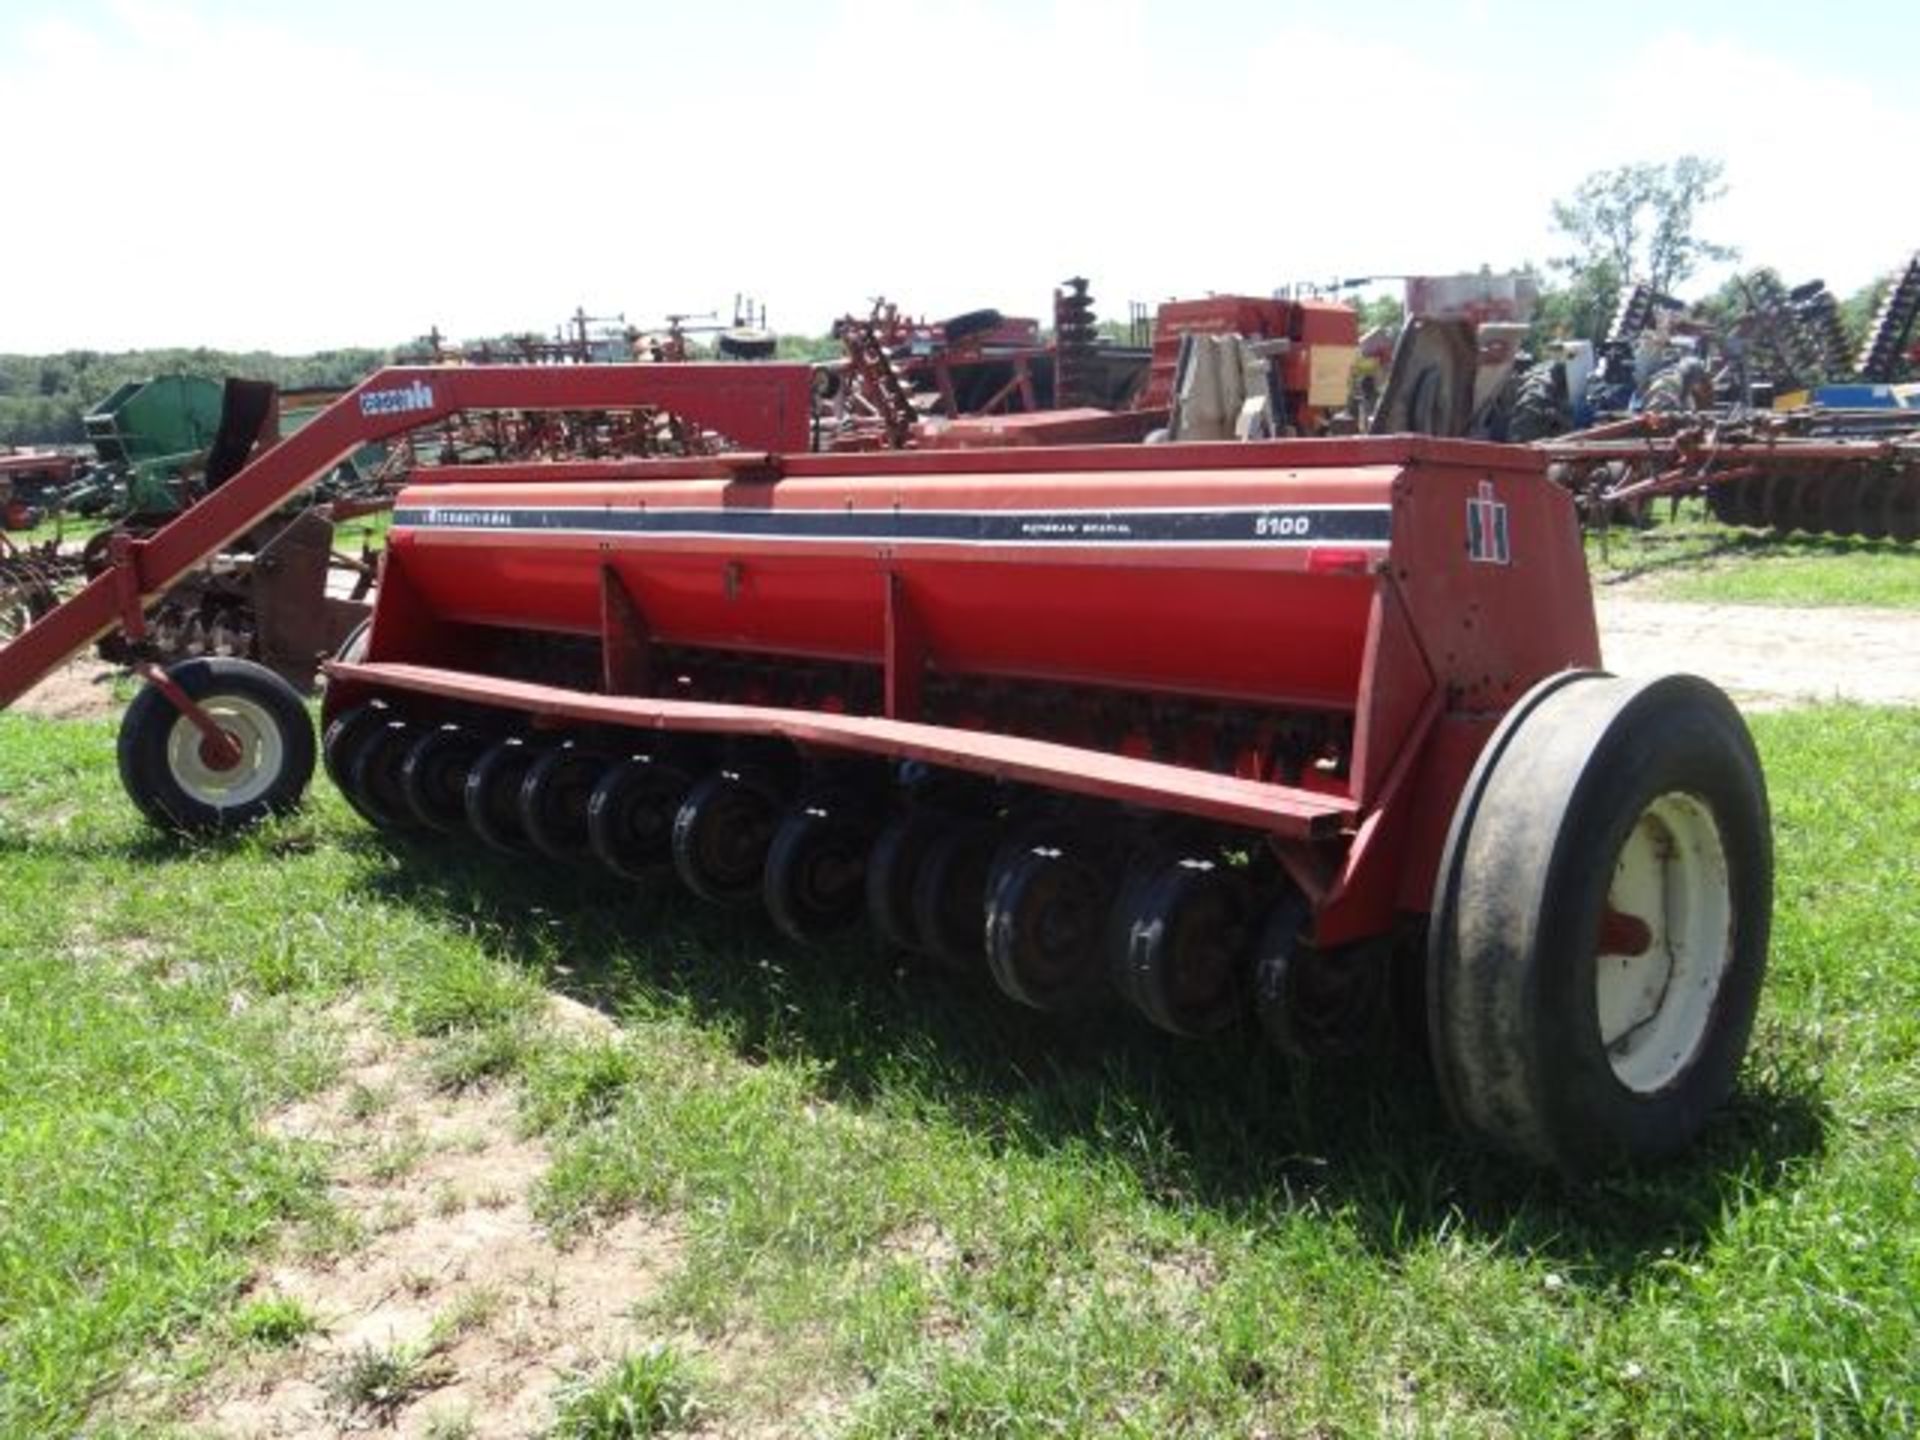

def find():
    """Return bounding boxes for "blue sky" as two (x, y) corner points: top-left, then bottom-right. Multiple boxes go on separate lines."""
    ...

(2, 0), (1916, 351)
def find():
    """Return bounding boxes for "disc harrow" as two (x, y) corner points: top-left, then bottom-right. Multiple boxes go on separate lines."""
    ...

(1540, 409), (1920, 542)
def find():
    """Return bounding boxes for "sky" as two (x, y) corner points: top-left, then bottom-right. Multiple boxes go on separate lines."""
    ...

(1, 0), (1916, 353)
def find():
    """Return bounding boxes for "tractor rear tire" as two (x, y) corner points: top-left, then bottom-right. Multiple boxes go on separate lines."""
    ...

(117, 658), (315, 833)
(1428, 670), (1771, 1174)
(1507, 363), (1569, 443)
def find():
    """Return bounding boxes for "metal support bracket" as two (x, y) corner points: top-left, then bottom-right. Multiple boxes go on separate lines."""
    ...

(134, 661), (243, 771)
(600, 564), (651, 696)
(883, 571), (927, 721)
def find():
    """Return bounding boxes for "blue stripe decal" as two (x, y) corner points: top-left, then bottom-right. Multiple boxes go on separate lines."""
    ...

(392, 504), (1392, 546)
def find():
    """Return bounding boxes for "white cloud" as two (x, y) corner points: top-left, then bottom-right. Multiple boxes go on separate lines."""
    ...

(0, 3), (1912, 352)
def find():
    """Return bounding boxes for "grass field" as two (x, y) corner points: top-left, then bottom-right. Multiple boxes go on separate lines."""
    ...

(1585, 504), (1920, 607)
(1, 703), (1917, 1437)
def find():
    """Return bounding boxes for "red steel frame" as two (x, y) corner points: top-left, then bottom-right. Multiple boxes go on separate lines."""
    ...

(2, 359), (1603, 951)
(323, 434), (1599, 946)
(0, 363), (813, 711)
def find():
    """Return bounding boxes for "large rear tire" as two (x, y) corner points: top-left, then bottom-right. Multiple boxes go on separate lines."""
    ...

(117, 658), (315, 833)
(1428, 671), (1772, 1173)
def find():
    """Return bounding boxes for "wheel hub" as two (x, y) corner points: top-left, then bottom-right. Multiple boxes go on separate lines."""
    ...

(1595, 791), (1734, 1094)
(165, 695), (283, 808)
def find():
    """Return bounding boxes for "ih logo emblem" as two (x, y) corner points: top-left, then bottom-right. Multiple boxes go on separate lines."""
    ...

(1467, 480), (1511, 565)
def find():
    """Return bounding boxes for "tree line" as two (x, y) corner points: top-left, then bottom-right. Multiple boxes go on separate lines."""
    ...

(0, 347), (388, 447)
(4, 160), (1903, 448)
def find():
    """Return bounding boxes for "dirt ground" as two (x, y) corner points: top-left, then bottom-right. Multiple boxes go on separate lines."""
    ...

(9, 655), (122, 721)
(165, 1001), (706, 1440)
(1593, 596), (1920, 709)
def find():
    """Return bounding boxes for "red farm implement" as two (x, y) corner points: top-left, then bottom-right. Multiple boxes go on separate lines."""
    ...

(0, 359), (1772, 1175)
(1541, 408), (1920, 539)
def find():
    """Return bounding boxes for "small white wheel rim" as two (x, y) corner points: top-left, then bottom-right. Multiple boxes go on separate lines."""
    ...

(165, 694), (284, 809)
(1595, 791), (1733, 1094)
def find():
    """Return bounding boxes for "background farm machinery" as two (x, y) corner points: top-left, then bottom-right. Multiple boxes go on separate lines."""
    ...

(1495, 250), (1920, 537)
(0, 373), (393, 682)
(820, 278), (1363, 451)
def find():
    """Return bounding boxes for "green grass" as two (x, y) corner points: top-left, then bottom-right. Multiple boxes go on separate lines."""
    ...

(1, 703), (1916, 1435)
(334, 509), (391, 554)
(228, 1293), (321, 1349)
(549, 1345), (702, 1438)
(1586, 502), (1920, 606)
(5, 510), (104, 550)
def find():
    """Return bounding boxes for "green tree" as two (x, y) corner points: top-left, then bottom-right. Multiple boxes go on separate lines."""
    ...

(1547, 156), (1737, 339)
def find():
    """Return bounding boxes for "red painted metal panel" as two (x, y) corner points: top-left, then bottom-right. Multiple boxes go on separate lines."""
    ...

(386, 465), (1398, 708)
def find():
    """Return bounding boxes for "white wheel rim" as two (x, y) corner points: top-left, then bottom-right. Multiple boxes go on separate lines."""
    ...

(165, 694), (285, 810)
(1595, 791), (1733, 1094)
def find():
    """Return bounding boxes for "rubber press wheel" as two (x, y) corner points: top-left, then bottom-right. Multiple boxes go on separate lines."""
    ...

(322, 700), (388, 802)
(984, 829), (1114, 1012)
(1428, 670), (1772, 1174)
(586, 757), (694, 879)
(866, 810), (948, 954)
(401, 724), (488, 832)
(1109, 856), (1250, 1037)
(464, 738), (543, 855)
(909, 821), (997, 975)
(764, 804), (875, 945)
(116, 657), (316, 833)
(349, 719), (424, 831)
(671, 771), (782, 905)
(519, 743), (609, 862)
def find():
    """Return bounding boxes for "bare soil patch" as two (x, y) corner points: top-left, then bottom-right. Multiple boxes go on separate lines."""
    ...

(10, 656), (122, 721)
(1595, 597), (1920, 710)
(176, 1019), (684, 1439)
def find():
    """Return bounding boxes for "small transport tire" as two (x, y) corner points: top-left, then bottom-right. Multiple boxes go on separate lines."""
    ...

(672, 771), (782, 905)
(116, 657), (315, 833)
(764, 804), (874, 945)
(1428, 670), (1772, 1174)
(519, 743), (609, 862)
(984, 829), (1114, 1012)
(401, 724), (487, 832)
(464, 738), (543, 855)
(1109, 855), (1250, 1037)
(587, 756), (694, 879)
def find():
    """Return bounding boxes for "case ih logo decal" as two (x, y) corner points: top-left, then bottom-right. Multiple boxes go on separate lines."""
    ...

(358, 380), (436, 418)
(1467, 481), (1511, 565)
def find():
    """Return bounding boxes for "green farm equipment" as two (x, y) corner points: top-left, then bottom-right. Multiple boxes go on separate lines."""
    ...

(78, 374), (226, 516)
